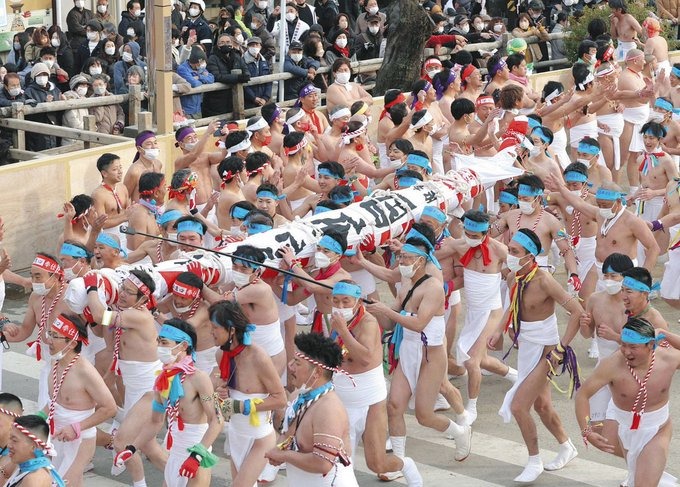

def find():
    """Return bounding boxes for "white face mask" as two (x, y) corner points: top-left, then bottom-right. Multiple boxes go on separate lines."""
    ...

(399, 263), (416, 279)
(90, 66), (102, 75)
(335, 71), (350, 84)
(235, 34), (244, 43)
(64, 266), (77, 282)
(87, 31), (99, 41)
(285, 12), (297, 22)
(167, 232), (178, 245)
(426, 68), (441, 78)
(76, 86), (88, 96)
(76, 0), (85, 8)
(232, 270), (252, 288)
(258, 1), (268, 8)
(36, 75), (49, 87)
(460, 25), (470, 34)
(132, 9), (141, 18)
(315, 251), (331, 269)
(51, 38), (60, 48)
(332, 306), (355, 321)
(98, 4), (108, 13)
(173, 300), (194, 314)
(464, 236), (484, 247)
(576, 157), (594, 167)
(473, 22), (483, 30)
(42, 60), (54, 70)
(144, 148), (160, 159)
(184, 142), (197, 151)
(570, 189), (583, 197)
(493, 23), (503, 33)
(290, 52), (303, 62)
(248, 46), (261, 57)
(369, 25), (380, 35)
(649, 111), (666, 123)
(127, 28), (136, 37)
(122, 51), (134, 62)
(52, 338), (76, 361)
(506, 254), (526, 272)
(388, 158), (403, 169)
(93, 85), (106, 95)
(518, 200), (535, 215)
(157, 343), (181, 364)
(599, 206), (616, 219)
(529, 146), (541, 158)
(368, 6), (379, 14)
(198, 62), (207, 70)
(604, 279), (623, 295)
(189, 7), (201, 17)
(32, 282), (50, 295)
(336, 38), (348, 48)
(8, 87), (21, 97)
(105, 46), (116, 55)
(251, 22), (259, 30)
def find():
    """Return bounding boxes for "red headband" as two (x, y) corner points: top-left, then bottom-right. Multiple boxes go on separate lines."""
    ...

(461, 64), (476, 83)
(380, 93), (406, 120)
(33, 255), (62, 275)
(476, 95), (494, 107)
(284, 137), (308, 156)
(52, 314), (89, 345)
(127, 274), (156, 309)
(172, 280), (201, 299)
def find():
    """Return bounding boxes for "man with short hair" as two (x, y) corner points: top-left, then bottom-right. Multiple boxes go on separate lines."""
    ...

(180, 1), (213, 55)
(91, 154), (130, 251)
(126, 172), (165, 251)
(283, 40), (319, 100)
(92, 233), (127, 269)
(66, 0), (94, 51)
(610, 0), (643, 61)
(203, 33), (250, 117)
(176, 47), (215, 119)
(489, 229), (584, 483)
(0, 393), (23, 481)
(243, 37), (272, 108)
(124, 131), (163, 201)
(7, 415), (65, 486)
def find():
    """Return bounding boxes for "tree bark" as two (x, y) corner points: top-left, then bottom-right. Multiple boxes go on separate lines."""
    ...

(374, 0), (432, 95)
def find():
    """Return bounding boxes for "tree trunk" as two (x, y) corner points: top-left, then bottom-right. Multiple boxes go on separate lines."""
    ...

(374, 0), (432, 96)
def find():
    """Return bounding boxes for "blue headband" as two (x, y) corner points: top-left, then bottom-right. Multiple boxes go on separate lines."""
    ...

(60, 243), (89, 259)
(231, 206), (250, 220)
(672, 67), (680, 78)
(512, 231), (539, 256)
(654, 98), (675, 113)
(603, 265), (621, 274)
(463, 218), (489, 233)
(157, 209), (183, 226)
(318, 168), (340, 179)
(256, 190), (284, 201)
(620, 328), (665, 348)
(319, 234), (343, 254)
(532, 126), (551, 144)
(622, 276), (659, 293)
(518, 184), (543, 197)
(421, 206), (447, 224)
(96, 233), (128, 257)
(397, 176), (420, 188)
(177, 220), (205, 236)
(242, 324), (257, 346)
(527, 118), (541, 130)
(499, 191), (518, 205)
(406, 228), (434, 251)
(564, 171), (588, 183)
(314, 205), (333, 214)
(406, 154), (432, 174)
(233, 256), (260, 269)
(246, 222), (272, 235)
(331, 191), (353, 204)
(332, 281), (362, 298)
(595, 188), (622, 201)
(402, 243), (441, 270)
(159, 324), (196, 361)
(578, 141), (600, 155)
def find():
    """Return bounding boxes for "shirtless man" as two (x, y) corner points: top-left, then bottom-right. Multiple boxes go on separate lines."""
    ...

(3, 253), (68, 409)
(211, 300), (287, 486)
(633, 122), (678, 262)
(594, 63), (626, 180)
(265, 333), (358, 485)
(125, 210), (182, 265)
(652, 98), (680, 166)
(274, 230), (352, 337)
(85, 269), (164, 486)
(0, 393), (23, 483)
(328, 281), (423, 485)
(643, 18), (670, 75)
(412, 79), (449, 174)
(568, 65), (611, 160)
(525, 126), (563, 183)
(92, 233), (127, 269)
(124, 131), (163, 202)
(298, 82), (329, 134)
(488, 229), (584, 483)
(126, 172), (164, 251)
(247, 116), (282, 170)
(261, 103), (285, 156)
(574, 137), (613, 190)
(483, 54), (510, 96)
(650, 177), (680, 308)
(490, 175), (580, 290)
(58, 195), (94, 249)
(610, 0), (642, 61)
(255, 183), (290, 226)
(215, 156), (246, 230)
(44, 313), (116, 486)
(91, 153), (131, 252)
(120, 319), (222, 487)
(6, 415), (65, 486)
(408, 110), (435, 164)
(575, 318), (680, 487)
(549, 181), (660, 292)
(317, 106), (352, 162)
(293, 162), (344, 218)
(377, 90), (411, 168)
(244, 151), (280, 204)
(458, 65), (484, 103)
(505, 54), (540, 110)
(173, 121), (226, 208)
(156, 272), (218, 374)
(469, 95), (500, 157)
(224, 245), (287, 377)
(448, 98), (500, 157)
(437, 210), (517, 425)
(367, 232), (472, 464)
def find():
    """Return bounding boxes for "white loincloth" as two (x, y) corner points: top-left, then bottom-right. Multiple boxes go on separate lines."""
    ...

(348, 268), (376, 295)
(551, 127), (572, 169)
(289, 197), (307, 212)
(616, 40), (636, 61)
(661, 224), (680, 299)
(81, 332), (106, 365)
(499, 314), (559, 423)
(657, 60), (672, 77)
(118, 359), (163, 417)
(164, 422), (209, 487)
(0, 278), (5, 311)
(202, 207), (218, 250)
(457, 269), (502, 363)
(448, 289), (461, 306)
(588, 336), (619, 421)
(575, 235), (597, 279)
(277, 280), (296, 322)
(636, 195), (665, 264)
(597, 113), (625, 170)
(570, 119), (606, 166)
(286, 461), (359, 487)
(228, 389), (273, 473)
(195, 346), (218, 374)
(51, 403), (96, 476)
(399, 314), (446, 409)
(251, 319), (285, 357)
(609, 401), (677, 487)
(623, 105), (651, 153)
(432, 138), (444, 175)
(334, 365), (387, 454)
(377, 142), (389, 169)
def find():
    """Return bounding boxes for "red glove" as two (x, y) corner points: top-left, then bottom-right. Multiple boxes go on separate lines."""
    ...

(567, 273), (582, 293)
(359, 233), (376, 253)
(113, 445), (136, 472)
(83, 272), (98, 289)
(179, 453), (200, 478)
(186, 261), (205, 282)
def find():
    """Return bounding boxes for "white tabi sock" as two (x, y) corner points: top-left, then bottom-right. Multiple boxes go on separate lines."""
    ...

(390, 436), (406, 458)
(444, 419), (464, 438)
(401, 457), (423, 487)
(133, 480), (147, 487)
(504, 367), (518, 383)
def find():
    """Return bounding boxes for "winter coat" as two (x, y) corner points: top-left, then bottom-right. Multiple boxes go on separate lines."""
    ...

(176, 60), (215, 116)
(88, 91), (125, 134)
(202, 49), (249, 117)
(23, 80), (62, 151)
(243, 51), (272, 106)
(283, 54), (320, 100)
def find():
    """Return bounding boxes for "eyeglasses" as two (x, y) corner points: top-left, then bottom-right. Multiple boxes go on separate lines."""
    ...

(45, 331), (70, 340)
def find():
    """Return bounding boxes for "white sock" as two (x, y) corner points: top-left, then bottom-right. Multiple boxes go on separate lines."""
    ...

(390, 436), (406, 459)
(401, 457), (423, 486)
(444, 419), (463, 438)
(527, 454), (542, 465)
(466, 397), (478, 410)
(456, 410), (469, 425)
(504, 367), (518, 382)
(133, 481), (147, 487)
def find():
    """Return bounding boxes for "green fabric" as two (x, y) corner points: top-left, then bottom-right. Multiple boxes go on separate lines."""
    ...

(36, 410), (48, 421)
(187, 443), (219, 468)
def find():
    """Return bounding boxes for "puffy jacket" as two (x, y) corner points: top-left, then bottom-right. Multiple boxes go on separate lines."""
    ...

(23, 80), (62, 151)
(243, 51), (272, 107)
(61, 90), (90, 143)
(66, 6), (94, 50)
(283, 54), (320, 100)
(0, 87), (26, 107)
(657, 0), (680, 19)
(176, 60), (215, 116)
(89, 91), (125, 134)
(113, 41), (146, 94)
(202, 49), (249, 117)
(180, 15), (214, 55)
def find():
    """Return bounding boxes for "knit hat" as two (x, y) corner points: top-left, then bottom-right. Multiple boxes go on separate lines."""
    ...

(69, 74), (90, 91)
(188, 47), (207, 64)
(31, 62), (50, 78)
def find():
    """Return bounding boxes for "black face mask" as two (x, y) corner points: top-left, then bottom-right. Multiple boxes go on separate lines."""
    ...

(219, 45), (233, 55)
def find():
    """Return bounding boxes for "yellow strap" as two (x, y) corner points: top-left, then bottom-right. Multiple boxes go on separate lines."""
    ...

(248, 398), (265, 427)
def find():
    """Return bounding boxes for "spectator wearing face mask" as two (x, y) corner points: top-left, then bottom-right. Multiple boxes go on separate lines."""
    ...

(324, 29), (352, 66)
(284, 40), (320, 100)
(47, 26), (76, 78)
(8, 32), (30, 74)
(0, 73), (26, 108)
(95, 0), (112, 24)
(118, 1), (145, 53)
(249, 13), (276, 64)
(24, 62), (63, 151)
(24, 27), (51, 63)
(203, 33), (250, 117)
(113, 41), (146, 94)
(62, 74), (92, 141)
(354, 0), (386, 35)
(181, 0), (214, 55)
(314, 0), (339, 36)
(23, 47), (70, 93)
(245, 0), (270, 27)
(89, 74), (125, 135)
(171, 0), (184, 30)
(549, 0), (577, 30)
(356, 14), (383, 62)
(272, 3), (310, 51)
(176, 46), (215, 119)
(76, 20), (105, 75)
(243, 37), (272, 108)
(66, 0), (95, 51)
(100, 39), (120, 78)
(550, 12), (569, 61)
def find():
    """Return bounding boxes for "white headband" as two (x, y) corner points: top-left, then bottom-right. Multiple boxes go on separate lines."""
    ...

(577, 72), (595, 90)
(247, 117), (269, 132)
(330, 107), (351, 121)
(410, 110), (433, 131)
(227, 135), (252, 154)
(544, 89), (560, 105)
(340, 125), (367, 146)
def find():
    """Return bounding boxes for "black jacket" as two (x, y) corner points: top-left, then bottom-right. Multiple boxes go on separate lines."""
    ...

(202, 48), (249, 117)
(24, 81), (62, 151)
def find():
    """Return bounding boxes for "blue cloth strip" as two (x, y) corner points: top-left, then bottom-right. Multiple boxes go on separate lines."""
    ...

(564, 171), (588, 183)
(319, 234), (343, 254)
(402, 243), (441, 270)
(332, 281), (362, 298)
(499, 191), (518, 205)
(527, 118), (541, 130)
(512, 231), (539, 256)
(177, 220), (205, 236)
(622, 276), (655, 293)
(578, 142), (600, 155)
(518, 184), (543, 197)
(595, 188), (621, 201)
(672, 67), (680, 78)
(406, 228), (434, 251)
(157, 209), (183, 226)
(398, 177), (420, 188)
(231, 206), (250, 220)
(621, 327), (656, 344)
(533, 126), (551, 143)
(421, 206), (447, 223)
(257, 190), (284, 201)
(246, 223), (272, 234)
(654, 98), (674, 112)
(318, 168), (340, 179)
(159, 324), (195, 351)
(406, 154), (432, 174)
(331, 192), (353, 204)
(96, 233), (128, 257)
(60, 243), (88, 258)
(242, 324), (256, 345)
(463, 218), (490, 233)
(233, 256), (260, 269)
(314, 205), (333, 214)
